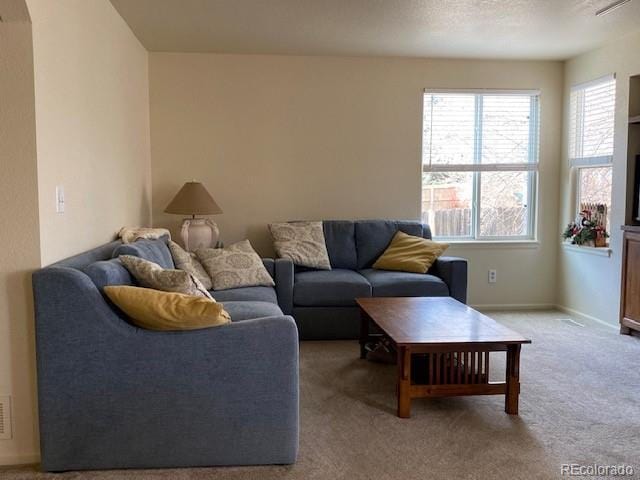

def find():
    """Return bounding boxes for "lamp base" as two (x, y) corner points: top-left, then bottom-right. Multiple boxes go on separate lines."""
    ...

(180, 218), (219, 252)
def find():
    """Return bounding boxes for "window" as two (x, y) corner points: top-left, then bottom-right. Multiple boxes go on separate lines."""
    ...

(422, 90), (540, 240)
(569, 75), (616, 235)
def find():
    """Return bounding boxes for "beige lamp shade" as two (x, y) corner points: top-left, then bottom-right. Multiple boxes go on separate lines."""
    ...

(164, 182), (222, 216)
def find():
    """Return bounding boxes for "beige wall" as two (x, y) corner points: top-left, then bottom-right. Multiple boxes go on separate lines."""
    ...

(0, 0), (152, 465)
(150, 54), (564, 307)
(0, 0), (41, 464)
(558, 29), (640, 326)
(28, 0), (152, 266)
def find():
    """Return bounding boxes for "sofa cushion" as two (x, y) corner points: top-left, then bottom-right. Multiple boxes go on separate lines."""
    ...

(168, 240), (213, 290)
(119, 255), (212, 299)
(294, 269), (371, 307)
(359, 269), (449, 297)
(373, 231), (448, 274)
(269, 221), (331, 270)
(355, 220), (424, 269)
(222, 301), (284, 321)
(84, 258), (134, 291)
(52, 240), (121, 269)
(210, 286), (278, 304)
(323, 221), (357, 270)
(112, 238), (174, 270)
(104, 286), (230, 331)
(196, 240), (275, 290)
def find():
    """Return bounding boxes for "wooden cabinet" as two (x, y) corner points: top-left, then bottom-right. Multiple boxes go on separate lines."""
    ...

(620, 226), (640, 335)
(620, 76), (640, 335)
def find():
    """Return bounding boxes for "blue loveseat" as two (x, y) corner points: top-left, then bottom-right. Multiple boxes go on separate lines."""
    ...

(273, 220), (468, 340)
(32, 238), (299, 472)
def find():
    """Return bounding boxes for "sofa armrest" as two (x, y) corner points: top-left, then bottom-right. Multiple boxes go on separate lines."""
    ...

(33, 266), (300, 470)
(262, 258), (275, 278)
(275, 258), (294, 314)
(139, 317), (299, 452)
(432, 256), (468, 304)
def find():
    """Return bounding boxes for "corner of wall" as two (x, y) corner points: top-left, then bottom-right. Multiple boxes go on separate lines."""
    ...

(0, 0), (42, 465)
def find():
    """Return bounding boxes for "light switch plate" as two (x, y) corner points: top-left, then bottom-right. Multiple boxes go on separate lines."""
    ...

(56, 185), (65, 214)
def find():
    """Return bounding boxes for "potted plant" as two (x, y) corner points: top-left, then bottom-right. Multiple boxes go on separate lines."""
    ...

(562, 210), (609, 247)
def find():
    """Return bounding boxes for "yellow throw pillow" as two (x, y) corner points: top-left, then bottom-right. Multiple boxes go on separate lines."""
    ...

(373, 231), (448, 274)
(104, 286), (231, 331)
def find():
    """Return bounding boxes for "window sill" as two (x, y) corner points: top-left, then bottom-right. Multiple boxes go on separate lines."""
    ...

(445, 240), (540, 249)
(561, 243), (612, 257)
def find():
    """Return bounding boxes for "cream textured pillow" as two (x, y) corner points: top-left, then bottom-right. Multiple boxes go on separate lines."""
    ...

(269, 221), (331, 270)
(196, 240), (275, 291)
(104, 286), (230, 331)
(168, 240), (213, 290)
(119, 255), (212, 299)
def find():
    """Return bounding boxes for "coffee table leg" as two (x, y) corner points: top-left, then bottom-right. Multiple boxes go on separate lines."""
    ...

(359, 310), (369, 359)
(360, 309), (369, 358)
(505, 344), (521, 415)
(397, 346), (411, 418)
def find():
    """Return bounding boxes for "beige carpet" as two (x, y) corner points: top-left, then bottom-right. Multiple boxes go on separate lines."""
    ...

(3, 311), (640, 480)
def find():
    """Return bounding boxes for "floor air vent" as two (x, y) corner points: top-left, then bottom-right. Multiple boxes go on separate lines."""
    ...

(558, 318), (585, 327)
(0, 395), (11, 440)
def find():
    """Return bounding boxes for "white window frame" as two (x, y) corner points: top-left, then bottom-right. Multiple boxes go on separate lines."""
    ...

(422, 89), (540, 242)
(569, 74), (616, 232)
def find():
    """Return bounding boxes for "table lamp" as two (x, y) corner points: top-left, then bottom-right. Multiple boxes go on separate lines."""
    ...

(164, 181), (223, 251)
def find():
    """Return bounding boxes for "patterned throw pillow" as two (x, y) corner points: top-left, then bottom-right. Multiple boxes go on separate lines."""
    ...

(269, 221), (331, 270)
(119, 255), (212, 298)
(196, 240), (275, 291)
(168, 240), (213, 290)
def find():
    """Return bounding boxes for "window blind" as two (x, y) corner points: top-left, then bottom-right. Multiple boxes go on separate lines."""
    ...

(569, 74), (616, 168)
(422, 90), (540, 172)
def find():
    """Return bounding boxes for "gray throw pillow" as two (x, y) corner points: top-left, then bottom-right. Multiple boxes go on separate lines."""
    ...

(168, 240), (213, 290)
(119, 255), (212, 299)
(269, 221), (331, 270)
(196, 240), (275, 291)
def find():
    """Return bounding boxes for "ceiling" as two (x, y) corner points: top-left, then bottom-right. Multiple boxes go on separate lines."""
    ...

(109, 0), (640, 60)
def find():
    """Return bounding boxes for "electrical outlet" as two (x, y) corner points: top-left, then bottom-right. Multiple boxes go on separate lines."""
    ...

(56, 185), (65, 214)
(0, 395), (11, 440)
(488, 269), (497, 284)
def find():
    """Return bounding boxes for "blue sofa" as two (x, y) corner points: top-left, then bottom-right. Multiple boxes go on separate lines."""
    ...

(32, 238), (299, 472)
(273, 220), (468, 340)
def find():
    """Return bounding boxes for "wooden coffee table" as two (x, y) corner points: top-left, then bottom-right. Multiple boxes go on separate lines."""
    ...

(357, 297), (531, 418)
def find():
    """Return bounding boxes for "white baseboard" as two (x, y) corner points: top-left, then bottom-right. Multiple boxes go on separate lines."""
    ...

(0, 453), (40, 467)
(471, 303), (555, 311)
(472, 303), (619, 330)
(554, 305), (618, 330)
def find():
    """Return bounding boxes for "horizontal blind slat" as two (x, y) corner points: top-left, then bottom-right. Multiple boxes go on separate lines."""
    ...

(424, 163), (539, 172)
(423, 91), (539, 168)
